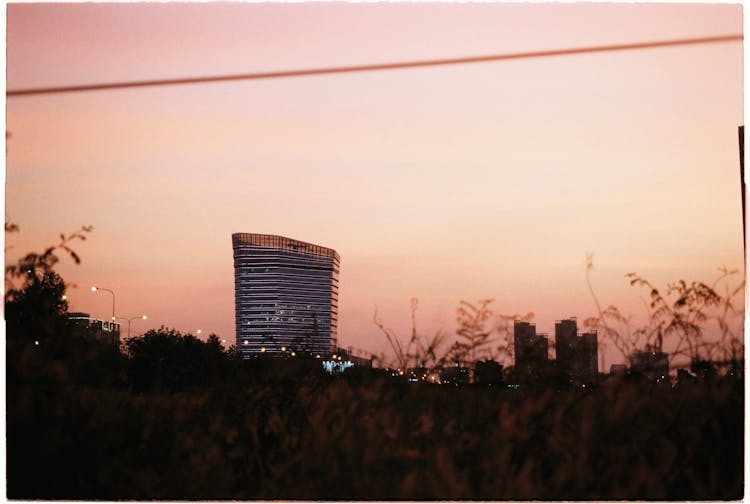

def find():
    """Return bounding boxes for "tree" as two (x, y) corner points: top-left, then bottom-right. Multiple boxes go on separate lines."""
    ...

(585, 254), (744, 371)
(5, 223), (92, 344)
(5, 270), (68, 342)
(629, 274), (721, 362)
(373, 297), (447, 373)
(125, 327), (232, 392)
(5, 223), (128, 388)
(455, 299), (495, 364)
(5, 223), (93, 297)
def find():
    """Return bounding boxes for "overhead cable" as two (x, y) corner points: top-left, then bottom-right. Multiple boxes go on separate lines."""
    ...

(6, 34), (742, 97)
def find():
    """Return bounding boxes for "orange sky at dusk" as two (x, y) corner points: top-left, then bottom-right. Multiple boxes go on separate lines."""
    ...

(5, 2), (744, 368)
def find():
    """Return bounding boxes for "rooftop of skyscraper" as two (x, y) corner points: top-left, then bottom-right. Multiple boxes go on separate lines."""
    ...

(232, 232), (340, 261)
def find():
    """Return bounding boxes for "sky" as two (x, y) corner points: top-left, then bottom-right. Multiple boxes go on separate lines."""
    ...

(5, 2), (744, 368)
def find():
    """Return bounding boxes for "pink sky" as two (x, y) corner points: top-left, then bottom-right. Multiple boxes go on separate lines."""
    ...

(5, 3), (744, 368)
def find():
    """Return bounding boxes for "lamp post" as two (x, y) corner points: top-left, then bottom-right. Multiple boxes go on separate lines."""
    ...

(117, 314), (148, 339)
(91, 286), (116, 321)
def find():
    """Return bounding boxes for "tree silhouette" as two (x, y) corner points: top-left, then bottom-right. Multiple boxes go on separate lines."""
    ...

(455, 299), (495, 364)
(5, 223), (93, 297)
(5, 270), (68, 343)
(585, 254), (744, 369)
(373, 297), (447, 372)
(125, 327), (231, 392)
(5, 223), (92, 344)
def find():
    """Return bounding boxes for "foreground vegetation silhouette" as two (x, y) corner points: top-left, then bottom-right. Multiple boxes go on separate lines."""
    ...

(5, 227), (744, 500)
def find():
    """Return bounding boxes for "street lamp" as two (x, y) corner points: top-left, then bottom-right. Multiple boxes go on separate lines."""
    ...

(91, 286), (116, 321)
(117, 314), (148, 339)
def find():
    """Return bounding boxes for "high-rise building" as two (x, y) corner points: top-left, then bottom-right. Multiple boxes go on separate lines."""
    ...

(554, 318), (598, 381)
(514, 321), (549, 368)
(232, 233), (339, 357)
(554, 318), (578, 367)
(579, 331), (598, 378)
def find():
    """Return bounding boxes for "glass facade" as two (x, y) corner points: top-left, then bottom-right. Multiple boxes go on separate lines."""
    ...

(232, 233), (339, 357)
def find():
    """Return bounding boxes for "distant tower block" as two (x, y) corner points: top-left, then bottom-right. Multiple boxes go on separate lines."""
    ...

(514, 320), (549, 369)
(554, 317), (598, 382)
(232, 233), (340, 357)
(554, 318), (578, 369)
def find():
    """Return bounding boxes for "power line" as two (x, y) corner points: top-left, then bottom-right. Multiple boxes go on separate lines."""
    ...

(6, 34), (742, 97)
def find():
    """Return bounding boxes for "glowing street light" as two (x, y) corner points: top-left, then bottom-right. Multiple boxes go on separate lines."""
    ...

(117, 314), (148, 339)
(91, 286), (116, 321)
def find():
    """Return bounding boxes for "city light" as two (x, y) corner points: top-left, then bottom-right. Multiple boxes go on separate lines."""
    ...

(91, 286), (116, 321)
(322, 360), (353, 374)
(117, 314), (149, 339)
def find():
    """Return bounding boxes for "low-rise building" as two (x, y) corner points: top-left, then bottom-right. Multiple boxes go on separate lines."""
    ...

(66, 312), (121, 346)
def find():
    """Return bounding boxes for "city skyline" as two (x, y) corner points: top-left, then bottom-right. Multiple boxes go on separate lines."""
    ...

(5, 2), (744, 367)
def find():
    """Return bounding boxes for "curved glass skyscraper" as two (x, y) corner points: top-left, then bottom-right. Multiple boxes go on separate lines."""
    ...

(232, 233), (339, 357)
